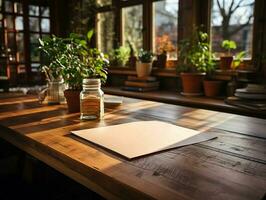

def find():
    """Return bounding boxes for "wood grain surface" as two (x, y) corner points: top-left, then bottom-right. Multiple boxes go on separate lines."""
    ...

(0, 94), (265, 200)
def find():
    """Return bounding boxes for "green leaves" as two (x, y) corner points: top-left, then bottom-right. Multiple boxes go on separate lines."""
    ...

(138, 49), (153, 63)
(38, 30), (109, 89)
(221, 40), (237, 53)
(109, 46), (130, 67)
(87, 29), (94, 41)
(178, 28), (215, 73)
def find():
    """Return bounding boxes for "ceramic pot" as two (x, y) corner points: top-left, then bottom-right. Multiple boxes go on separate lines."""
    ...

(204, 80), (223, 97)
(64, 90), (81, 113)
(220, 56), (233, 70)
(136, 61), (152, 77)
(180, 72), (206, 96)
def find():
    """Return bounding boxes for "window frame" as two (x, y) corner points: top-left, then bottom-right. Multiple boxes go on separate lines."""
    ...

(0, 0), (53, 84)
(96, 0), (180, 61)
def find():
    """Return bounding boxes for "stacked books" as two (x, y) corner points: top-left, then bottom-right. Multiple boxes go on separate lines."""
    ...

(235, 84), (266, 100)
(122, 76), (159, 92)
(225, 84), (266, 111)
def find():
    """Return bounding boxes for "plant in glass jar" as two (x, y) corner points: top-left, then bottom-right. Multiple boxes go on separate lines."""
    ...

(177, 27), (215, 96)
(136, 49), (154, 77)
(39, 35), (66, 104)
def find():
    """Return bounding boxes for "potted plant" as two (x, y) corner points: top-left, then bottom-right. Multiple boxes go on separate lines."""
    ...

(231, 51), (245, 70)
(57, 31), (109, 113)
(220, 40), (236, 70)
(109, 46), (130, 67)
(178, 29), (215, 96)
(136, 49), (153, 77)
(39, 35), (66, 104)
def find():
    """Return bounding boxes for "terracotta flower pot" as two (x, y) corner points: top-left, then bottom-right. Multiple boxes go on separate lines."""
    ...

(204, 80), (223, 97)
(180, 72), (206, 96)
(220, 56), (233, 70)
(136, 61), (152, 77)
(64, 90), (81, 113)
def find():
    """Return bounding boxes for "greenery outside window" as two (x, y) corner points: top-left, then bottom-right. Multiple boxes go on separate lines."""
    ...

(122, 5), (143, 53)
(97, 11), (114, 54)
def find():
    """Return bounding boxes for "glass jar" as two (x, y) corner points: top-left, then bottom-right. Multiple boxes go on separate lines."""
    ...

(80, 79), (104, 120)
(47, 81), (61, 105)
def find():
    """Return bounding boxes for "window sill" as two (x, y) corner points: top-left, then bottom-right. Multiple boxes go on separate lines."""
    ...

(103, 86), (266, 119)
(108, 67), (178, 77)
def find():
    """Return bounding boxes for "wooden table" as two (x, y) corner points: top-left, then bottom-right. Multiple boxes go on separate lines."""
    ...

(0, 94), (265, 200)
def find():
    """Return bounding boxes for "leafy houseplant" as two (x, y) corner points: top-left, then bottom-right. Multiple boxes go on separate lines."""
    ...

(61, 32), (108, 113)
(109, 46), (130, 67)
(136, 49), (154, 77)
(39, 35), (66, 81)
(39, 36), (67, 104)
(177, 29), (215, 95)
(40, 30), (109, 113)
(231, 51), (245, 70)
(220, 40), (236, 70)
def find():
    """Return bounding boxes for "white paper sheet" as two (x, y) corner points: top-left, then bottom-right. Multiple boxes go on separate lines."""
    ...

(72, 121), (217, 159)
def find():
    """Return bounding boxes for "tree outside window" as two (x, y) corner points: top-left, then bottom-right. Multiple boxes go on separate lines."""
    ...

(211, 0), (255, 58)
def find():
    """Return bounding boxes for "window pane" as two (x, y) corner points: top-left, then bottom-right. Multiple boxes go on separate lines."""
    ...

(211, 0), (254, 58)
(97, 0), (112, 7)
(15, 16), (24, 30)
(31, 63), (40, 72)
(17, 33), (24, 62)
(17, 64), (26, 73)
(41, 18), (50, 32)
(123, 5), (143, 52)
(4, 1), (13, 13)
(29, 17), (40, 32)
(153, 0), (178, 59)
(29, 5), (39, 16)
(40, 7), (50, 17)
(7, 32), (15, 49)
(97, 12), (114, 54)
(14, 2), (23, 14)
(6, 15), (14, 29)
(30, 34), (40, 62)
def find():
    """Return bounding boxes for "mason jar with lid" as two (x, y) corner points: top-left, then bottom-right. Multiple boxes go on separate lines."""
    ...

(80, 78), (104, 120)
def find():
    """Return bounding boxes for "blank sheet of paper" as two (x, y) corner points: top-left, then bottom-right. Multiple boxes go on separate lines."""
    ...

(72, 121), (217, 159)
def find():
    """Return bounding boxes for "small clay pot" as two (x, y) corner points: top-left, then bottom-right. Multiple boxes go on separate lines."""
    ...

(204, 80), (223, 97)
(64, 90), (81, 113)
(136, 61), (152, 77)
(180, 72), (206, 96)
(220, 56), (233, 70)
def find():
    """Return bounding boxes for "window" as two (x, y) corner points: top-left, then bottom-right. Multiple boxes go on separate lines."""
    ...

(153, 0), (178, 59)
(211, 0), (255, 58)
(3, 1), (25, 78)
(97, 11), (114, 54)
(0, 0), (51, 84)
(28, 5), (51, 72)
(122, 5), (143, 52)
